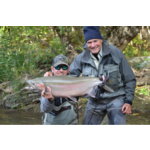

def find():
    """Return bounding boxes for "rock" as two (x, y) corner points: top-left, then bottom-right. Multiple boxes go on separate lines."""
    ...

(139, 56), (150, 69)
(0, 90), (6, 100)
(134, 71), (144, 78)
(1, 88), (41, 109)
(2, 86), (13, 94)
(127, 56), (147, 67)
(0, 81), (10, 90)
(0, 81), (13, 94)
(143, 69), (150, 76)
(32, 98), (40, 103)
(136, 76), (150, 86)
(19, 103), (40, 112)
(127, 56), (150, 69)
(131, 67), (137, 75)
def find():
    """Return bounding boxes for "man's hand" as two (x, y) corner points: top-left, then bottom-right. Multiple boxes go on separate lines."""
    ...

(41, 86), (54, 101)
(102, 75), (105, 82)
(98, 75), (106, 88)
(99, 75), (105, 81)
(122, 103), (132, 114)
(44, 71), (53, 77)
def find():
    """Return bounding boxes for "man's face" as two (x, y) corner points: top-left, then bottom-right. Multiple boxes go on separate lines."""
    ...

(87, 39), (103, 54)
(51, 65), (70, 76)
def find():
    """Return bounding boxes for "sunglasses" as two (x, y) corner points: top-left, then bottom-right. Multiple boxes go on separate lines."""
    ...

(54, 65), (68, 70)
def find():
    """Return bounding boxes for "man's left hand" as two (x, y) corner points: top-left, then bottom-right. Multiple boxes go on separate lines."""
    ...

(122, 103), (132, 114)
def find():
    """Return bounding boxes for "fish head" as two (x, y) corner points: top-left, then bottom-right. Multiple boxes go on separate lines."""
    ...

(26, 79), (45, 91)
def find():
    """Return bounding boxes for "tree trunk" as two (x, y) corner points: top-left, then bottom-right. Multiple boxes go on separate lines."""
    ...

(100, 26), (142, 50)
(52, 26), (83, 65)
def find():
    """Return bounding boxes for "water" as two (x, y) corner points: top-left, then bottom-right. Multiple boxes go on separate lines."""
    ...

(0, 108), (43, 125)
(79, 112), (150, 125)
(0, 95), (150, 125)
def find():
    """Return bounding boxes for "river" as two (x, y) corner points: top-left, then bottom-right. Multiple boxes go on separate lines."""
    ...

(0, 107), (43, 125)
(0, 95), (150, 125)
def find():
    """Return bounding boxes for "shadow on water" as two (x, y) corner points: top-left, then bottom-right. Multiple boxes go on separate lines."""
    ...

(1, 94), (150, 125)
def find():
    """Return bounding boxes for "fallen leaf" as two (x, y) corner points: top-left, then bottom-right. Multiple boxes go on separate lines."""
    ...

(79, 105), (82, 109)
(133, 113), (139, 116)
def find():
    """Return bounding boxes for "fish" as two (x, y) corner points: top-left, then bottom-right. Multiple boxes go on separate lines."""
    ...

(26, 76), (114, 102)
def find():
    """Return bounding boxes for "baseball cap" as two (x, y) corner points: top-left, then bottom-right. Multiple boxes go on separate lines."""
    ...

(53, 55), (69, 67)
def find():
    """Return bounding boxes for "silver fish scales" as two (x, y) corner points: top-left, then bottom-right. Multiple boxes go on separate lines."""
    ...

(26, 76), (114, 102)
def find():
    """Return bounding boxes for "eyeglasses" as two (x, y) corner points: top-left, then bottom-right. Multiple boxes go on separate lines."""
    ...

(54, 65), (68, 70)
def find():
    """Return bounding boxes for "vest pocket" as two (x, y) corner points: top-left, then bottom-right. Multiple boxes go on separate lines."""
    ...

(103, 64), (120, 91)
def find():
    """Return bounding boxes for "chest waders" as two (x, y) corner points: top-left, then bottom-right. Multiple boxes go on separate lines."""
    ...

(43, 98), (78, 125)
(88, 64), (105, 124)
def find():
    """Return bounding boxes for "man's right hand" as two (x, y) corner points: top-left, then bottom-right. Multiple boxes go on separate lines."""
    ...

(41, 86), (54, 101)
(44, 71), (53, 77)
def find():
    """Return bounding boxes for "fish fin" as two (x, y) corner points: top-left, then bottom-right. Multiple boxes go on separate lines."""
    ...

(103, 85), (114, 93)
(98, 82), (114, 93)
(68, 96), (78, 102)
(35, 82), (50, 94)
(43, 86), (51, 94)
(24, 87), (42, 93)
(87, 88), (96, 98)
(40, 80), (50, 94)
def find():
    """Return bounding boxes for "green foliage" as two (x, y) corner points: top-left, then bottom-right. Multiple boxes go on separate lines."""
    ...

(0, 26), (66, 83)
(137, 86), (150, 96)
(124, 33), (150, 58)
(139, 87), (149, 96)
(55, 26), (85, 49)
(0, 26), (85, 91)
(58, 26), (72, 35)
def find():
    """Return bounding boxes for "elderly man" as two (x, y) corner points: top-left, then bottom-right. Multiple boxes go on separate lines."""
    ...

(69, 26), (136, 125)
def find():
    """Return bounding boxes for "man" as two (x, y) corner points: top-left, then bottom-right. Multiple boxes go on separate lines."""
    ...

(69, 26), (136, 125)
(40, 54), (78, 125)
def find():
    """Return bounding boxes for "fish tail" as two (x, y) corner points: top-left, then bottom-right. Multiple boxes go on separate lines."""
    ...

(103, 85), (114, 93)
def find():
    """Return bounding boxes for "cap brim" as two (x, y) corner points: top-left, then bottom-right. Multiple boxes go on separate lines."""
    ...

(53, 62), (69, 67)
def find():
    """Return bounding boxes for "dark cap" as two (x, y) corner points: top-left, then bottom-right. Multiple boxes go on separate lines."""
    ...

(83, 26), (103, 42)
(53, 55), (69, 67)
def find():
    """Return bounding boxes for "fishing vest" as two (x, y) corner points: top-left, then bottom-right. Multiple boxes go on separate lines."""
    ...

(43, 99), (78, 125)
(99, 64), (125, 99)
(81, 43), (125, 100)
(70, 40), (136, 104)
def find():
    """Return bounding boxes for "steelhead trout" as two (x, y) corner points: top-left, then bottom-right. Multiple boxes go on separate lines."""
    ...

(26, 76), (114, 102)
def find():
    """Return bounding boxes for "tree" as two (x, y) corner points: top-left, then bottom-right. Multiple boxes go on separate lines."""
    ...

(53, 26), (142, 64)
(0, 26), (144, 83)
